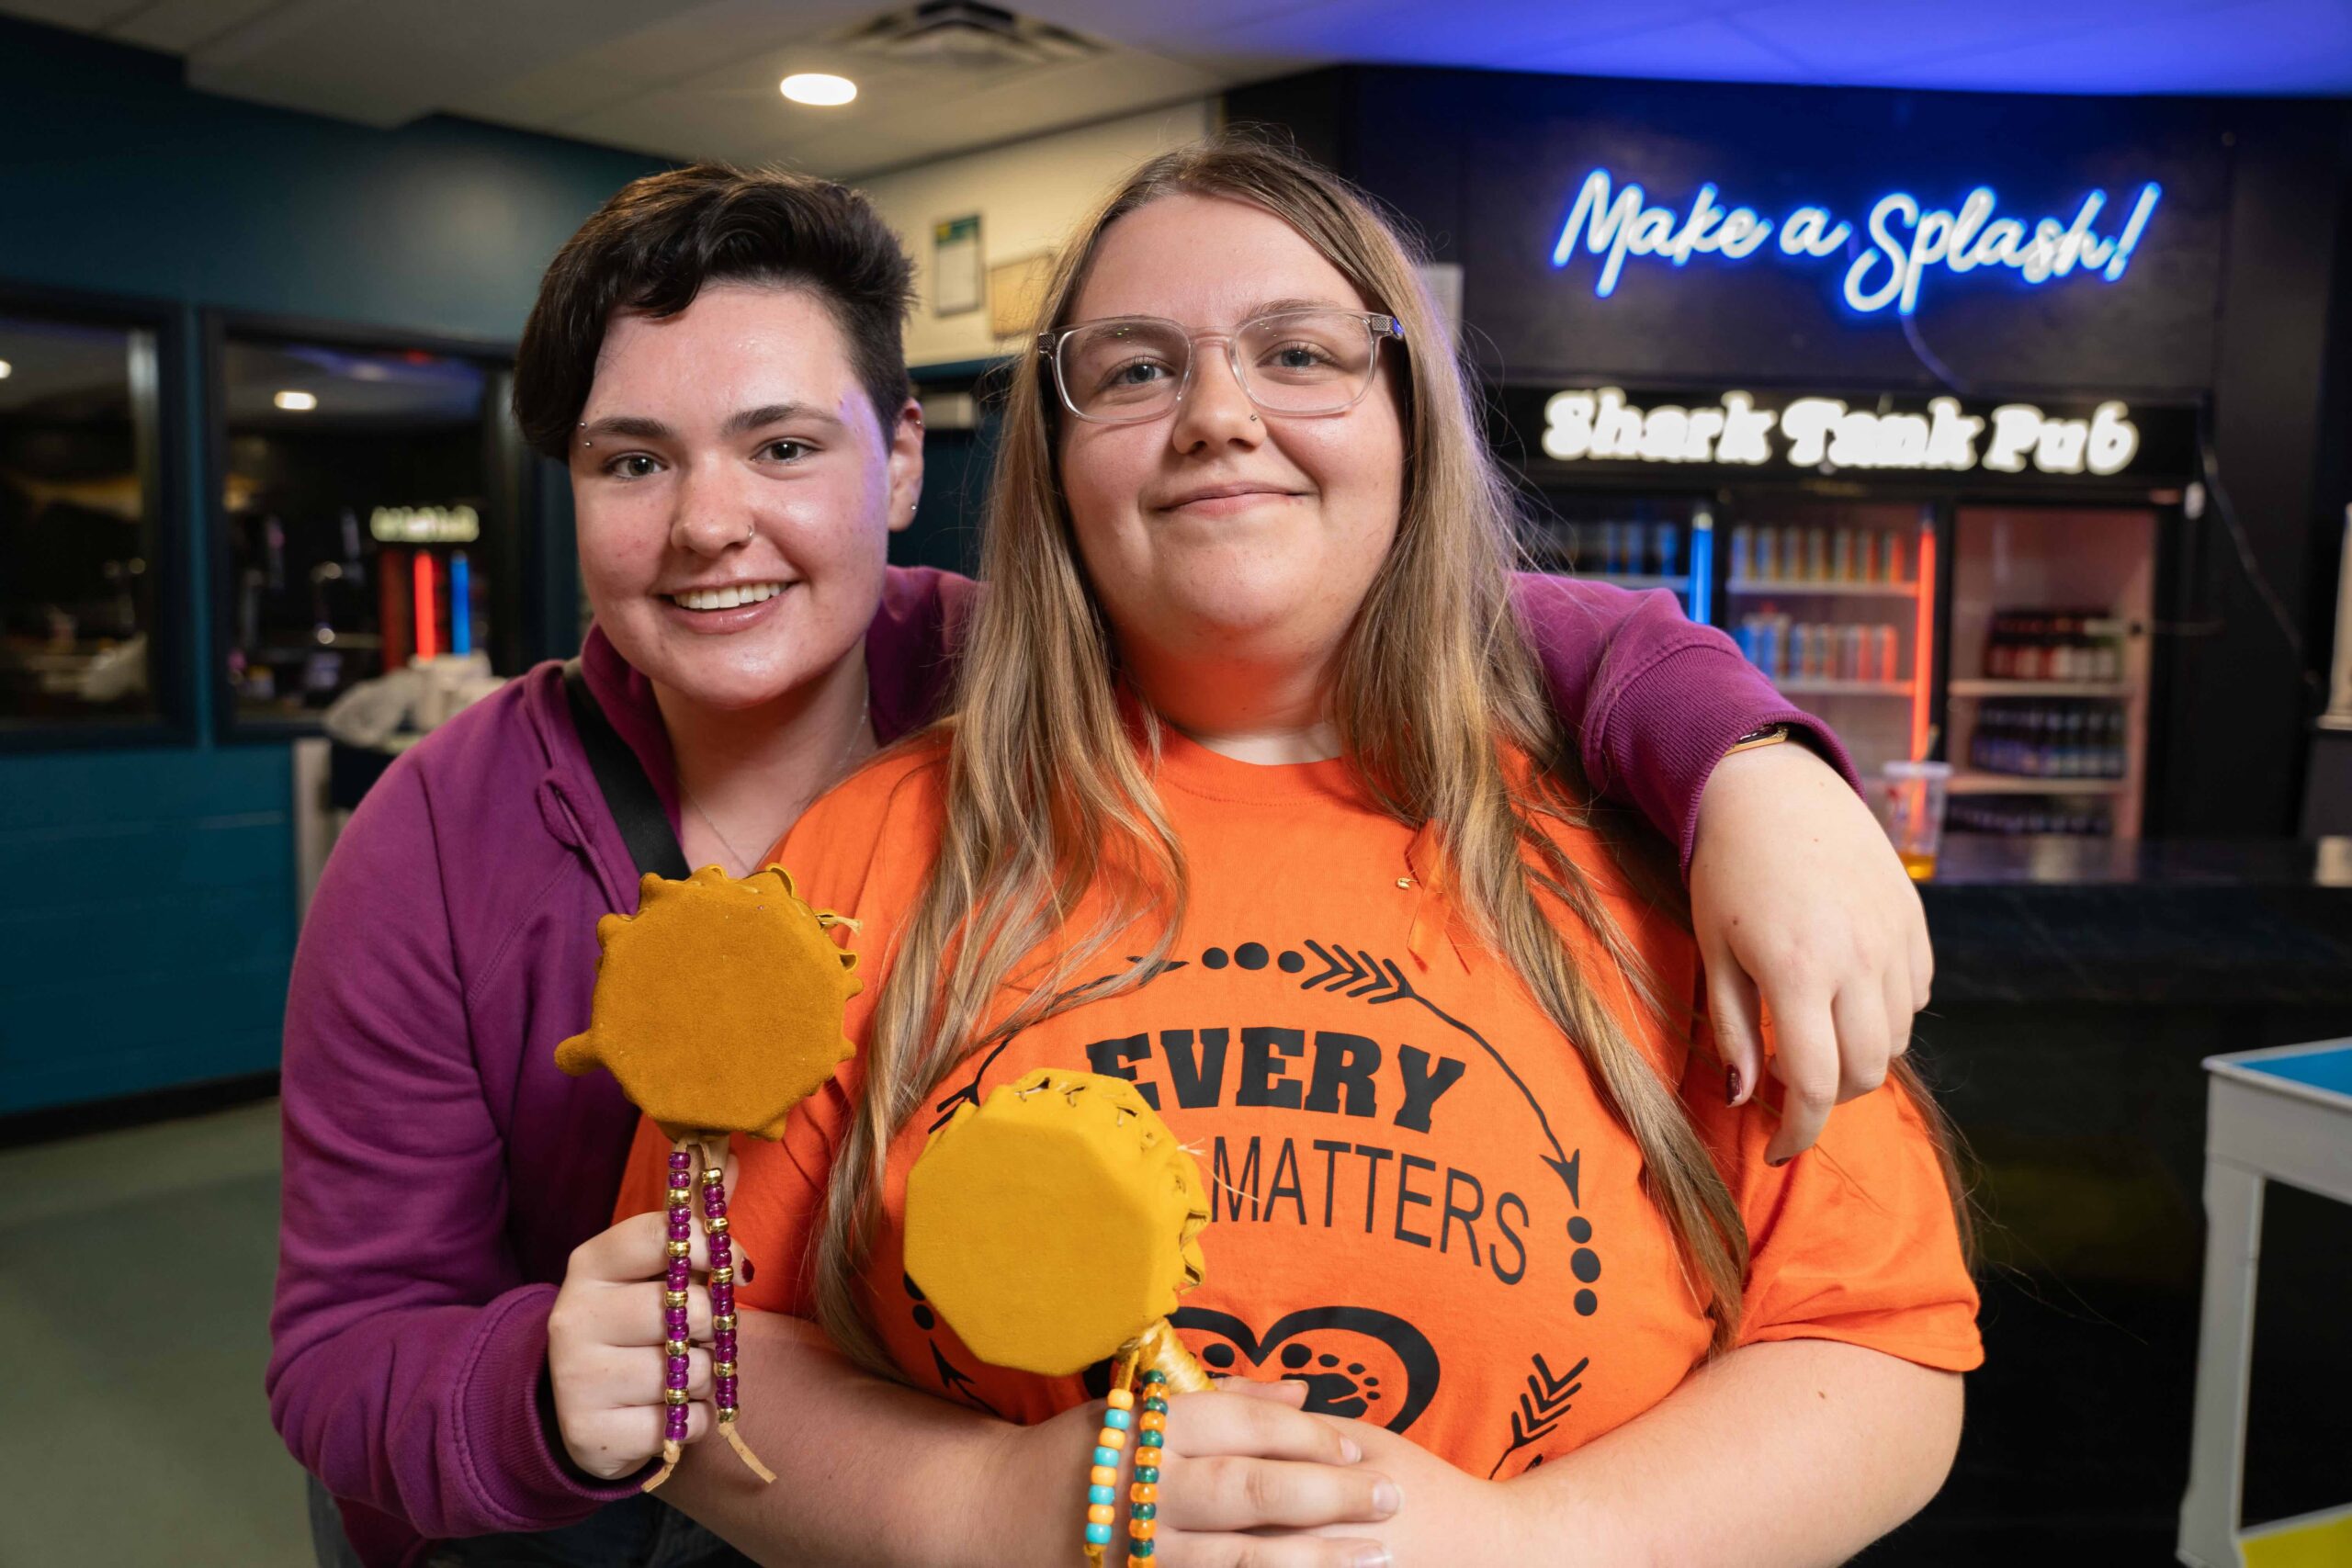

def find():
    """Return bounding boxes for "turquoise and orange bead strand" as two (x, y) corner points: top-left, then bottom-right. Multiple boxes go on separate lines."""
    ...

(1083, 1381), (1133, 1556)
(1128, 1369), (1168, 1559)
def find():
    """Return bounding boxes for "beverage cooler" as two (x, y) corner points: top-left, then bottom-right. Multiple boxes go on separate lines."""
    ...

(1940, 507), (2154, 840)
(1502, 386), (2189, 845)
(207, 316), (536, 735)
(1516, 490), (1713, 618)
(1720, 500), (1931, 789)
(1714, 501), (2157, 841)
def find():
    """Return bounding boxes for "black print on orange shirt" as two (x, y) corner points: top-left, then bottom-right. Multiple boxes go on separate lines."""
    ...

(1487, 1352), (1589, 1479)
(928, 953), (1190, 1132)
(1081, 940), (1585, 1204)
(945, 933), (1609, 1430)
(1172, 1304), (1441, 1434)
(905, 1271), (1004, 1419)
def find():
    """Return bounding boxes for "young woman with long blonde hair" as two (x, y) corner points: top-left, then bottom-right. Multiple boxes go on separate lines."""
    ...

(616, 138), (1978, 1567)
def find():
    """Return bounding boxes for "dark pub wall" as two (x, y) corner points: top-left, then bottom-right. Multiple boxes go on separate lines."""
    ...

(1229, 66), (2352, 839)
(0, 18), (666, 1115)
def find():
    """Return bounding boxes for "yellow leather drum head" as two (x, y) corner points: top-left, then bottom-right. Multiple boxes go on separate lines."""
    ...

(904, 1068), (1209, 1377)
(555, 865), (859, 1140)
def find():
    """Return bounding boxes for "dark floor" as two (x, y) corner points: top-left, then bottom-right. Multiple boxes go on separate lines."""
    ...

(1862, 1000), (2352, 1564)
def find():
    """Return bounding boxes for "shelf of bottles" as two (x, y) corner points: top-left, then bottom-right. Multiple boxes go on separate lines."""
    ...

(1728, 519), (1923, 691)
(1943, 510), (2156, 840)
(1724, 502), (1934, 783)
(1519, 496), (1713, 621)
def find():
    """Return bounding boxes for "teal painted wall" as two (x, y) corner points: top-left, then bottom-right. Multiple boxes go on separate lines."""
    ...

(0, 18), (666, 1115)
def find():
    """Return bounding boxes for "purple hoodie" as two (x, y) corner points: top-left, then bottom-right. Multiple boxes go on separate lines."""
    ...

(267, 565), (1849, 1566)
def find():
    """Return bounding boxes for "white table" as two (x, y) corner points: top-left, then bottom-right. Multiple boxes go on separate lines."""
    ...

(2178, 1039), (2352, 1567)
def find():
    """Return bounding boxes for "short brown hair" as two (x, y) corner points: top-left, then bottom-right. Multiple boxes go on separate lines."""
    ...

(514, 163), (916, 459)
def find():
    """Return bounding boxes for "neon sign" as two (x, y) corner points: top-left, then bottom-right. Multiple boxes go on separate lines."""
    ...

(1540, 389), (2141, 476)
(370, 504), (480, 543)
(1549, 169), (2162, 316)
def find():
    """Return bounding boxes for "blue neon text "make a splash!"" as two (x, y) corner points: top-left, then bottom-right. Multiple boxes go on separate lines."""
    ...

(1548, 168), (2162, 316)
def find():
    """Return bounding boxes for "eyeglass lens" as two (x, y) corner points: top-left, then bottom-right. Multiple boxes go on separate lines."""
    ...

(1058, 310), (1382, 421)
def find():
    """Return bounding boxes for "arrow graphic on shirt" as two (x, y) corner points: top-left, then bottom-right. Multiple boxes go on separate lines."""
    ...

(1487, 1352), (1589, 1478)
(928, 955), (1190, 1131)
(1298, 940), (1581, 1205)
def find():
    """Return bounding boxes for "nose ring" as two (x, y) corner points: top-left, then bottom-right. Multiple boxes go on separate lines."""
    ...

(741, 522), (754, 546)
(1249, 413), (1260, 423)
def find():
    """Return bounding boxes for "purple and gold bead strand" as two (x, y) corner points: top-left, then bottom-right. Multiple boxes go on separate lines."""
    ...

(703, 1161), (737, 1420)
(701, 1147), (776, 1482)
(640, 1146), (696, 1492)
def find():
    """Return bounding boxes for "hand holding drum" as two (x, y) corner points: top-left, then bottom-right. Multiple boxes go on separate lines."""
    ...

(555, 864), (862, 1489)
(904, 1067), (1215, 1562)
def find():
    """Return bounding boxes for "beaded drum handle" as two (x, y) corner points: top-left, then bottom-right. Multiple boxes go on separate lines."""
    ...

(554, 866), (862, 1494)
(900, 1069), (1216, 1565)
(645, 1138), (775, 1491)
(1081, 1328), (1210, 1563)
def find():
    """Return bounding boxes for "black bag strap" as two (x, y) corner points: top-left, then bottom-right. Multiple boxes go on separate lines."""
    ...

(561, 660), (691, 882)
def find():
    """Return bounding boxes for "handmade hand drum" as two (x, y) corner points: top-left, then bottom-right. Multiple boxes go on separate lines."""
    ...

(557, 863), (860, 1490)
(906, 1069), (1214, 1562)
(905, 1066), (1214, 1379)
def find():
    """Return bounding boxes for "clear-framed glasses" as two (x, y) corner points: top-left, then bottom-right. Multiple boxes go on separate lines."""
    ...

(1039, 308), (1406, 424)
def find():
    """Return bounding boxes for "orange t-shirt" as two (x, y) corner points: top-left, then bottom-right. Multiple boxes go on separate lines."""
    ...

(616, 729), (1980, 1479)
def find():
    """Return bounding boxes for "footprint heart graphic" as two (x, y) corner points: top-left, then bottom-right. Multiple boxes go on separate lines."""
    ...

(1171, 1304), (1440, 1434)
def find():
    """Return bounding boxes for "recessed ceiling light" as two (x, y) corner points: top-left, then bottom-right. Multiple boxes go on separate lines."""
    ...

(781, 73), (857, 107)
(0, 360), (12, 379)
(275, 390), (317, 412)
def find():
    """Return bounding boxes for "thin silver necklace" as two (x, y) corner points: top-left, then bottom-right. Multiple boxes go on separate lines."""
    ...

(682, 688), (870, 876)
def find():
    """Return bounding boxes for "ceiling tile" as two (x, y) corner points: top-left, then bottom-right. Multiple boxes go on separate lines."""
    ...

(1200, 0), (1728, 65)
(0, 0), (146, 26)
(1730, 0), (2245, 74)
(184, 0), (675, 128)
(1884, 0), (2352, 92)
(1514, 17), (1813, 81)
(106, 0), (279, 51)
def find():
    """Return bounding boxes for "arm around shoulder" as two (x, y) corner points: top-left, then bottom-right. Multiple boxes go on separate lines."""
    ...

(1510, 572), (1859, 867)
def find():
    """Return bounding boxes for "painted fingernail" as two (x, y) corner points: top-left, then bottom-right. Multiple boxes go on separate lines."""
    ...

(1340, 1437), (1363, 1463)
(740, 1256), (754, 1282)
(1724, 1066), (1743, 1105)
(1372, 1480), (1402, 1516)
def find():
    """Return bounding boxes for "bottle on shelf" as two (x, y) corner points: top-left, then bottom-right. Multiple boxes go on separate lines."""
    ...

(1729, 526), (1913, 588)
(1984, 609), (2126, 682)
(1947, 794), (2112, 837)
(1966, 698), (2128, 779)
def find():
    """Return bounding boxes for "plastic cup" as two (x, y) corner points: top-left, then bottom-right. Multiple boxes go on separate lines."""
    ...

(1878, 761), (1952, 881)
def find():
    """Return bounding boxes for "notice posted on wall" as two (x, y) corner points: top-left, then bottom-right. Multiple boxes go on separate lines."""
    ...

(933, 214), (982, 317)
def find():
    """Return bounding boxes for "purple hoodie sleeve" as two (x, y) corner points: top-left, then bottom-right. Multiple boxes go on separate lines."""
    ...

(267, 760), (640, 1540)
(864, 565), (980, 742)
(1510, 573), (1861, 870)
